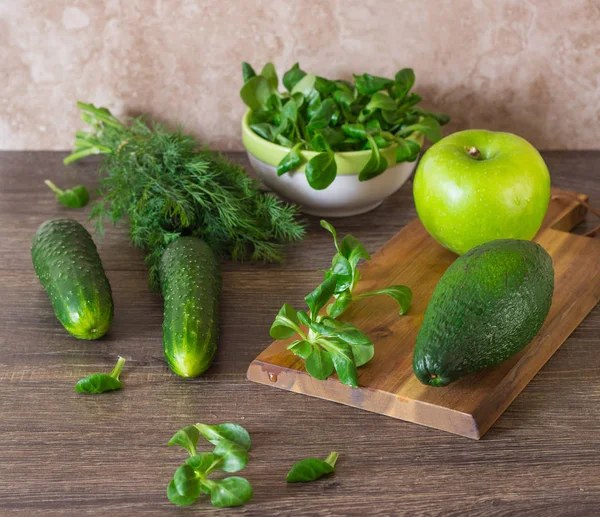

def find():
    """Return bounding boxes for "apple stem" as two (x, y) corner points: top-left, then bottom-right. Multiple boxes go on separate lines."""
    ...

(466, 146), (482, 160)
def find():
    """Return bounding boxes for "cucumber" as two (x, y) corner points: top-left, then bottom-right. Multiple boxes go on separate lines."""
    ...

(160, 237), (221, 377)
(31, 219), (113, 339)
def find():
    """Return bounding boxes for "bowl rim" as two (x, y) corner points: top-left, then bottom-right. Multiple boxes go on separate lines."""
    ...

(241, 110), (423, 175)
(242, 109), (400, 159)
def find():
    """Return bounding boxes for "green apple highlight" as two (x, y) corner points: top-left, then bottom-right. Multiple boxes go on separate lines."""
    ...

(413, 130), (550, 255)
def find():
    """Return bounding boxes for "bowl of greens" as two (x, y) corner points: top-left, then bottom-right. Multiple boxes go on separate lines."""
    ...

(240, 62), (450, 217)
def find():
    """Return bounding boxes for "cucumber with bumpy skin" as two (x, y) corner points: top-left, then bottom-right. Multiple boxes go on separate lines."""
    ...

(31, 218), (113, 339)
(160, 237), (221, 377)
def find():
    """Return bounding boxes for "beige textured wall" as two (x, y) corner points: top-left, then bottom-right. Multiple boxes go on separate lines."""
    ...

(1, 0), (599, 151)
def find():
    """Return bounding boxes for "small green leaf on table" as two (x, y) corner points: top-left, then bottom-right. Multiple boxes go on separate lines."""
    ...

(168, 425), (200, 456)
(207, 477), (253, 508)
(45, 180), (89, 208)
(286, 452), (339, 483)
(74, 356), (125, 394)
(195, 423), (251, 451)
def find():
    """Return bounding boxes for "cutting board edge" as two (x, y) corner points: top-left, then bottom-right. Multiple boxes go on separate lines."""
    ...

(247, 360), (483, 439)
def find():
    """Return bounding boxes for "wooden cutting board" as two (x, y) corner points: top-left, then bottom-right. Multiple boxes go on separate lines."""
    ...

(247, 189), (600, 439)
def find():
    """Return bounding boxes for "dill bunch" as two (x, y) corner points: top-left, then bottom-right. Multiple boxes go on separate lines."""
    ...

(65, 102), (305, 290)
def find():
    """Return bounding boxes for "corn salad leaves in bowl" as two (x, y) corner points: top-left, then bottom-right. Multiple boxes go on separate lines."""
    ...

(240, 62), (450, 217)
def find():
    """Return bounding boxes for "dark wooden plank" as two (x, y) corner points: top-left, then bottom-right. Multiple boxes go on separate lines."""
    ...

(0, 151), (599, 515)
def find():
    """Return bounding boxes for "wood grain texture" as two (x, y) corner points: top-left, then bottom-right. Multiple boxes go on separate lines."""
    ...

(248, 192), (600, 439)
(0, 151), (599, 515)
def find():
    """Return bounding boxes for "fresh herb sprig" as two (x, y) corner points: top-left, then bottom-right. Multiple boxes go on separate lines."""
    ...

(167, 423), (253, 508)
(286, 452), (338, 483)
(74, 356), (125, 394)
(240, 62), (450, 189)
(270, 220), (412, 387)
(45, 179), (89, 208)
(64, 102), (305, 289)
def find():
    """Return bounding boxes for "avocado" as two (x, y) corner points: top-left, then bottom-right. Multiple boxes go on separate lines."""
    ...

(413, 239), (554, 387)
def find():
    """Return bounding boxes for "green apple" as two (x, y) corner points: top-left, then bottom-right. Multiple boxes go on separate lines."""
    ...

(413, 129), (550, 255)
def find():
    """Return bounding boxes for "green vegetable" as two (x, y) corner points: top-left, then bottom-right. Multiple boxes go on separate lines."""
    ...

(269, 220), (412, 387)
(167, 423), (252, 508)
(75, 356), (125, 394)
(44, 180), (89, 208)
(240, 62), (450, 189)
(286, 452), (338, 483)
(31, 218), (113, 339)
(160, 237), (221, 377)
(413, 239), (554, 387)
(64, 102), (305, 290)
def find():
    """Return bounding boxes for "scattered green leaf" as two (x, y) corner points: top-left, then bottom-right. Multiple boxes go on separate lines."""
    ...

(286, 452), (339, 483)
(167, 423), (253, 508)
(74, 356), (125, 394)
(207, 477), (253, 508)
(168, 425), (200, 456)
(45, 180), (89, 208)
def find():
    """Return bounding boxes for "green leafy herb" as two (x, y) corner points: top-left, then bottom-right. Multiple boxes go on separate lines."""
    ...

(286, 452), (339, 483)
(64, 102), (305, 290)
(45, 180), (89, 208)
(74, 356), (125, 394)
(269, 220), (412, 387)
(168, 426), (200, 456)
(240, 62), (450, 189)
(167, 423), (253, 508)
(205, 477), (253, 507)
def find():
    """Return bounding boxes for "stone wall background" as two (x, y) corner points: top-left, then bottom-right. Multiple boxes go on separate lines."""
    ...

(1, 0), (599, 150)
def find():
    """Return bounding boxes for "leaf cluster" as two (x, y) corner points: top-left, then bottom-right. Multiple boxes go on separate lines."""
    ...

(240, 62), (450, 189)
(270, 220), (412, 387)
(64, 102), (305, 290)
(167, 423), (253, 508)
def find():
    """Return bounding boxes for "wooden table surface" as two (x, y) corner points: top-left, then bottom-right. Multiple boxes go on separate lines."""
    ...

(1, 151), (599, 516)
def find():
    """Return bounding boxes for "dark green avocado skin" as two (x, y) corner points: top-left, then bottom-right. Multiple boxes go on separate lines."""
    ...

(413, 239), (554, 387)
(31, 219), (114, 339)
(160, 237), (221, 378)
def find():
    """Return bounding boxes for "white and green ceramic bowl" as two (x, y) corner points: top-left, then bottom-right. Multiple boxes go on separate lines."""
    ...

(242, 110), (423, 217)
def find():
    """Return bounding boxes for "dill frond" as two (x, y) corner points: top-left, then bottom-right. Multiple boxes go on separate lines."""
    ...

(65, 102), (306, 290)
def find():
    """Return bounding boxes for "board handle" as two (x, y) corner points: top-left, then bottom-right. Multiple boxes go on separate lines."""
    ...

(542, 189), (600, 237)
